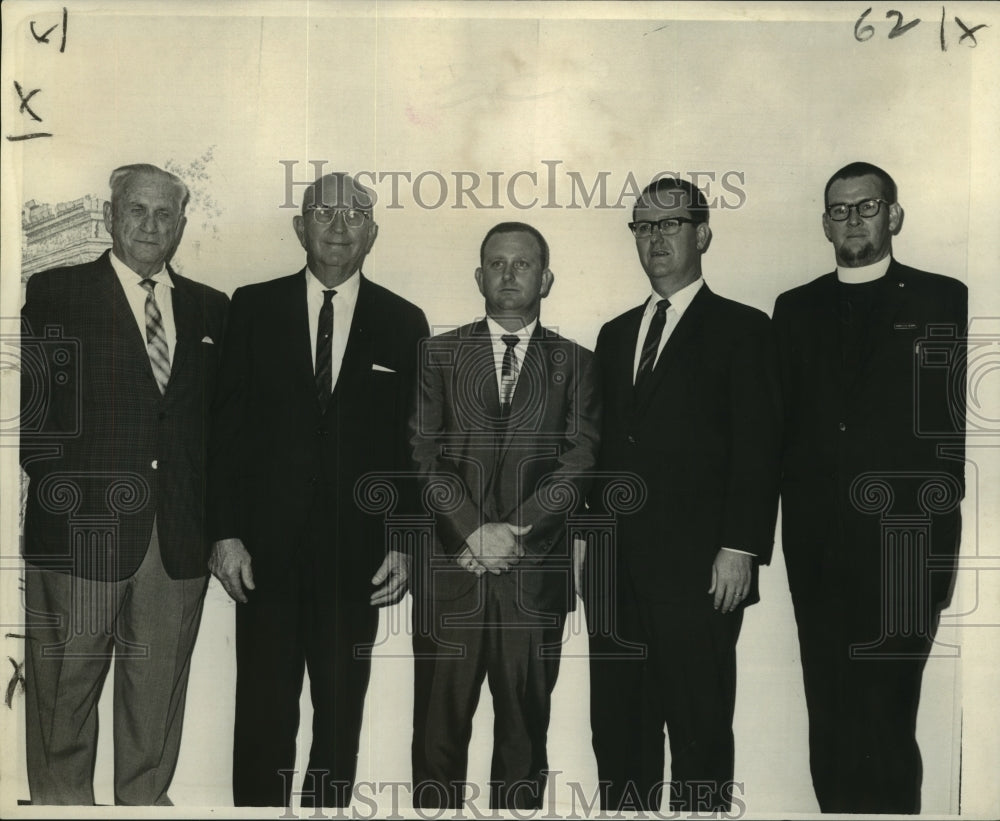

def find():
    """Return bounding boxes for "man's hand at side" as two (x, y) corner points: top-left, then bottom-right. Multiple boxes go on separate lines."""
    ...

(209, 538), (255, 603)
(370, 549), (410, 606)
(708, 548), (752, 614)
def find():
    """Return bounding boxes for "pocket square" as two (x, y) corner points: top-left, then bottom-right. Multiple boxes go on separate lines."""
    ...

(372, 363), (396, 373)
(201, 336), (215, 344)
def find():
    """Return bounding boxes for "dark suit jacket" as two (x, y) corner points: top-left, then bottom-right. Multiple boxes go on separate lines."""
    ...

(20, 249), (229, 581)
(772, 260), (967, 610)
(208, 270), (428, 597)
(592, 283), (782, 604)
(410, 320), (601, 613)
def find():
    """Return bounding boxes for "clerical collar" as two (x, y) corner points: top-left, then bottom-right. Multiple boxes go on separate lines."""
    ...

(837, 256), (891, 284)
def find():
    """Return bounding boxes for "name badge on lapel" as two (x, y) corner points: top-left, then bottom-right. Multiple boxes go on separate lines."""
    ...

(893, 322), (918, 331)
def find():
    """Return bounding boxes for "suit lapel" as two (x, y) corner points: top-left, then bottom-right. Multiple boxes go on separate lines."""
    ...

(281, 269), (317, 403)
(810, 273), (848, 397)
(167, 270), (195, 385)
(333, 275), (376, 405)
(500, 323), (545, 454)
(632, 285), (710, 418)
(855, 261), (912, 391)
(95, 253), (164, 396)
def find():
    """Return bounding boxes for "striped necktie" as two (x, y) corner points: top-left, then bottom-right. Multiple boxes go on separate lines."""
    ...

(634, 298), (670, 393)
(315, 289), (336, 405)
(500, 334), (520, 417)
(139, 279), (170, 394)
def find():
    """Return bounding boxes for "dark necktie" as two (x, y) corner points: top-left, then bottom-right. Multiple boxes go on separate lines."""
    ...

(499, 334), (520, 417)
(634, 298), (670, 393)
(315, 289), (336, 404)
(139, 278), (170, 394)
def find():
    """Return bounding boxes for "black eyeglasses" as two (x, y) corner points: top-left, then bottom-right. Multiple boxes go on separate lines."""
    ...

(628, 217), (698, 238)
(305, 206), (371, 227)
(825, 199), (890, 222)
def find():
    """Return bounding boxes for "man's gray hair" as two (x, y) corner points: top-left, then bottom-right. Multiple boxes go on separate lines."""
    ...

(108, 164), (191, 211)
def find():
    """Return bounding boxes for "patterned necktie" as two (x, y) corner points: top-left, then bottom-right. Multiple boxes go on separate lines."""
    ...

(315, 289), (336, 405)
(634, 298), (671, 393)
(499, 334), (520, 416)
(139, 279), (170, 394)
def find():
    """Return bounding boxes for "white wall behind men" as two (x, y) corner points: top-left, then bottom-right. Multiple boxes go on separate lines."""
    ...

(2, 1), (997, 817)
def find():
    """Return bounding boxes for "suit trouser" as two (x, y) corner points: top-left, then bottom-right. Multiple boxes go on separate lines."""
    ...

(232, 544), (379, 808)
(794, 593), (936, 814)
(412, 573), (566, 810)
(586, 575), (743, 813)
(24, 522), (207, 806)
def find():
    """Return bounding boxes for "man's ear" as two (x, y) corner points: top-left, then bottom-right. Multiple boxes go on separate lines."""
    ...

(822, 212), (833, 243)
(695, 223), (712, 253)
(888, 202), (904, 235)
(363, 221), (379, 253)
(474, 267), (485, 297)
(103, 200), (114, 235)
(292, 215), (306, 249)
(540, 268), (554, 298)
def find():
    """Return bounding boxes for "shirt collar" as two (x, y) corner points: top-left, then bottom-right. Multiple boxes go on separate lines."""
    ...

(110, 250), (172, 286)
(305, 267), (362, 300)
(837, 255), (892, 284)
(645, 276), (703, 319)
(485, 315), (537, 344)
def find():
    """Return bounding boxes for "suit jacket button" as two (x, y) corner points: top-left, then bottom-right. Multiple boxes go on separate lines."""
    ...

(627, 434), (636, 444)
(151, 459), (159, 469)
(158, 411), (167, 420)
(838, 422), (847, 432)
(317, 427), (327, 436)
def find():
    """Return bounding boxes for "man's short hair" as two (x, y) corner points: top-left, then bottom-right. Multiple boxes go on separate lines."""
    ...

(824, 162), (898, 206)
(109, 164), (191, 212)
(479, 222), (550, 270)
(302, 172), (376, 214)
(634, 177), (710, 224)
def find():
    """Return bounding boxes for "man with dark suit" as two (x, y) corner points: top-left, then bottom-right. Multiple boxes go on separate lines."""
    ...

(208, 172), (429, 808)
(19, 164), (228, 805)
(409, 222), (600, 810)
(585, 177), (781, 813)
(772, 162), (967, 813)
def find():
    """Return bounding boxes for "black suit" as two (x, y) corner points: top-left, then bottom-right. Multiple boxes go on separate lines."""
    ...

(409, 320), (600, 809)
(20, 249), (228, 804)
(587, 283), (781, 811)
(209, 270), (428, 807)
(772, 260), (967, 813)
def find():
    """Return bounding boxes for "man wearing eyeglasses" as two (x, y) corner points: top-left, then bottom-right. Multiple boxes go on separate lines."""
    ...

(772, 162), (967, 813)
(208, 172), (429, 807)
(585, 177), (781, 813)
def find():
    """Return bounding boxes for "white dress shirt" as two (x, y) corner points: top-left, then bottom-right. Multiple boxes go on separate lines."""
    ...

(485, 316), (537, 399)
(632, 276), (704, 382)
(836, 254), (891, 283)
(110, 251), (177, 363)
(306, 268), (361, 392)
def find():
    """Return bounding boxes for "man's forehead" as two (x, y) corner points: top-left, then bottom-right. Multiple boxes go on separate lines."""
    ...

(308, 176), (375, 209)
(827, 174), (884, 201)
(484, 232), (542, 258)
(121, 174), (184, 204)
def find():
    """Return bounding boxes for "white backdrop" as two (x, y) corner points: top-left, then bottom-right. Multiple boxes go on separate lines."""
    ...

(2, 1), (998, 818)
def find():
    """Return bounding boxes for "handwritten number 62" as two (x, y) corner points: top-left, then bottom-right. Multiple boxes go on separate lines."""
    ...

(855, 8), (922, 41)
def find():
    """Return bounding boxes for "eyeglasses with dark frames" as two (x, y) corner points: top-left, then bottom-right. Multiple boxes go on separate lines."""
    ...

(628, 217), (698, 238)
(825, 198), (891, 222)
